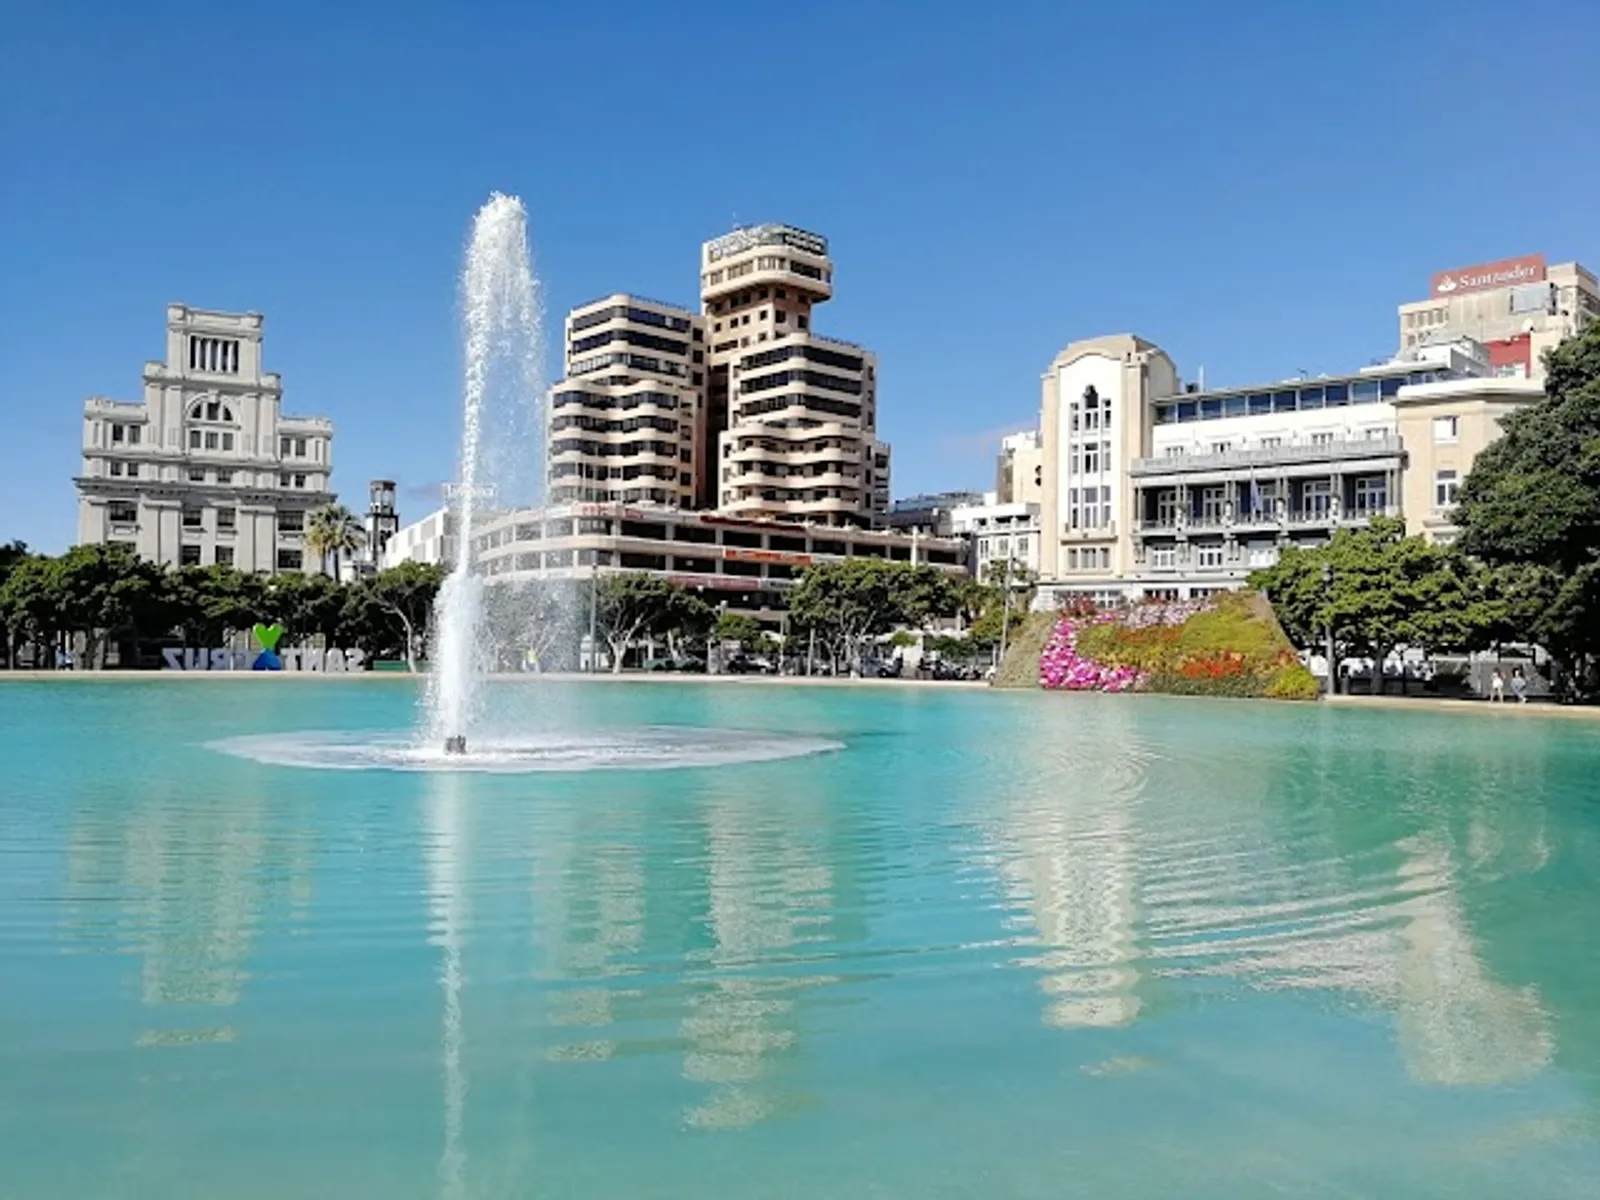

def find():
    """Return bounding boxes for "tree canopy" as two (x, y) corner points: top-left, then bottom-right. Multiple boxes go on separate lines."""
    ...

(1455, 322), (1600, 686)
(1250, 518), (1495, 693)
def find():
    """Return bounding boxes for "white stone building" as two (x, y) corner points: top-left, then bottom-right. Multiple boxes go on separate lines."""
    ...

(75, 305), (334, 572)
(949, 496), (1041, 579)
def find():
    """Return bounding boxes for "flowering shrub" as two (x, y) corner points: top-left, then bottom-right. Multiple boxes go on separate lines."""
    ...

(1038, 592), (1317, 701)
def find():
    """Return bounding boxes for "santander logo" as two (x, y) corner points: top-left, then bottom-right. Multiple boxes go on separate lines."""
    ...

(1435, 276), (1459, 295)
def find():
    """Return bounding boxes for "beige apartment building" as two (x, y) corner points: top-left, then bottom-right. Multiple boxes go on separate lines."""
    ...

(75, 304), (334, 573)
(1397, 254), (1600, 379)
(547, 294), (707, 508)
(1028, 332), (1545, 606)
(700, 224), (891, 525)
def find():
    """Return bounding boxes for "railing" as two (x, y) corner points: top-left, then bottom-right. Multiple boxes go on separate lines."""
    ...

(1131, 434), (1404, 476)
(1135, 505), (1399, 533)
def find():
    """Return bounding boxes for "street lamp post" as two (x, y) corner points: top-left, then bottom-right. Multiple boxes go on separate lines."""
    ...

(1321, 560), (1336, 697)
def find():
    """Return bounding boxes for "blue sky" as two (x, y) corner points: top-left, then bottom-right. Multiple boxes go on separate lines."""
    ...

(3, 0), (1597, 551)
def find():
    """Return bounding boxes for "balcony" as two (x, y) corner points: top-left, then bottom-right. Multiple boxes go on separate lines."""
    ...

(1131, 434), (1404, 478)
(1135, 504), (1399, 535)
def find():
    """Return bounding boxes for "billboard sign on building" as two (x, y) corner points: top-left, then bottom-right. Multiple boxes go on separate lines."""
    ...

(1430, 254), (1546, 298)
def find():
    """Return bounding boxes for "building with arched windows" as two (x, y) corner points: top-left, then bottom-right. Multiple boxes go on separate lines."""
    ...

(74, 305), (335, 573)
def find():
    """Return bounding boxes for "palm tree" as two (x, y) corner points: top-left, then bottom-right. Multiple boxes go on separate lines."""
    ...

(304, 504), (366, 578)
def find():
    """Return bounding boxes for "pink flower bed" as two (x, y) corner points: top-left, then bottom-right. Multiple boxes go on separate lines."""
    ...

(1038, 600), (1209, 692)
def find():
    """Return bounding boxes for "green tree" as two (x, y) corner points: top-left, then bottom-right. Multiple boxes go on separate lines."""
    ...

(345, 561), (445, 670)
(0, 550), (60, 668)
(1251, 518), (1493, 693)
(51, 544), (171, 668)
(594, 573), (680, 673)
(1455, 323), (1600, 691)
(168, 565), (263, 650)
(0, 541), (29, 667)
(261, 571), (348, 649)
(713, 611), (766, 652)
(304, 504), (366, 578)
(788, 559), (917, 674)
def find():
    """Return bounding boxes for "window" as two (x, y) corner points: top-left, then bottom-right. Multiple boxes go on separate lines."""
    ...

(277, 549), (303, 572)
(1151, 545), (1176, 569)
(109, 461), (124, 477)
(216, 470), (233, 485)
(190, 430), (203, 450)
(204, 431), (219, 450)
(1433, 415), (1459, 443)
(111, 423), (125, 444)
(1435, 469), (1459, 509)
(1260, 436), (1282, 449)
(1200, 487), (1226, 522)
(280, 438), (291, 458)
(216, 507), (236, 530)
(222, 432), (234, 451)
(1164, 445), (1185, 458)
(214, 546), (234, 567)
(294, 473), (307, 489)
(1311, 432), (1334, 446)
(1354, 476), (1387, 514)
(179, 544), (202, 566)
(278, 510), (304, 532)
(181, 507), (203, 529)
(295, 438), (307, 457)
(188, 467), (206, 482)
(1211, 442), (1232, 455)
(1197, 543), (1225, 568)
(108, 501), (137, 524)
(1305, 479), (1332, 517)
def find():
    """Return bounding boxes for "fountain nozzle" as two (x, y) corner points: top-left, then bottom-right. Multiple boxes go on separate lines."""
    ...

(444, 736), (467, 756)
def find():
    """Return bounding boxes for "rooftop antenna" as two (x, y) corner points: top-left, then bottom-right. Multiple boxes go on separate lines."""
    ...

(1198, 365), (1205, 391)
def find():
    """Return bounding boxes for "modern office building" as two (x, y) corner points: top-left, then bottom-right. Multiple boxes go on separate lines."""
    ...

(468, 503), (965, 626)
(546, 294), (707, 508)
(878, 491), (988, 537)
(1029, 331), (1544, 606)
(1397, 254), (1600, 379)
(75, 304), (335, 573)
(700, 224), (891, 525)
(380, 506), (455, 569)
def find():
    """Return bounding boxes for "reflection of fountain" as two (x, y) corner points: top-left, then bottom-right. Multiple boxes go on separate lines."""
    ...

(425, 773), (469, 1200)
(425, 193), (543, 748)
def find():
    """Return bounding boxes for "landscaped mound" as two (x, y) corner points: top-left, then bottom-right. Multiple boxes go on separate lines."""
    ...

(1039, 592), (1319, 700)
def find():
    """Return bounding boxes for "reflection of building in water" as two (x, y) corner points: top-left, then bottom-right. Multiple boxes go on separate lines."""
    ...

(530, 804), (647, 1063)
(1146, 829), (1552, 1087)
(680, 783), (838, 1130)
(990, 708), (1146, 1029)
(62, 786), (315, 1033)
(1391, 839), (1551, 1086)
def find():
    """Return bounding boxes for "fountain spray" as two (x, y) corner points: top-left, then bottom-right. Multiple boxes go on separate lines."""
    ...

(425, 193), (543, 752)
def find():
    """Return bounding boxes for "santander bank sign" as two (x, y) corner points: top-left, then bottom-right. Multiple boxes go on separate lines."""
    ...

(1431, 254), (1545, 298)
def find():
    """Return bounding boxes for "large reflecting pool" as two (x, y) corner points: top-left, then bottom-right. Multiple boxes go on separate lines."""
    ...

(3, 679), (1599, 1198)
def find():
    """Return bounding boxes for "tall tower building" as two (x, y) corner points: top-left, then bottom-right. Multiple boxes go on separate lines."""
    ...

(75, 304), (334, 573)
(700, 224), (890, 525)
(546, 294), (706, 507)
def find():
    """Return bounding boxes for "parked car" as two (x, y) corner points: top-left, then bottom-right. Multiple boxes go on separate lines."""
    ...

(725, 655), (776, 675)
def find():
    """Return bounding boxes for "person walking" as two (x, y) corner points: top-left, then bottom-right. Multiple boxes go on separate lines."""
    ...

(1511, 666), (1529, 704)
(1490, 667), (1506, 702)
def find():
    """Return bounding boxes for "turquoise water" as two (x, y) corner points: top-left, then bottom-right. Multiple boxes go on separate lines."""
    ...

(4, 680), (1600, 1198)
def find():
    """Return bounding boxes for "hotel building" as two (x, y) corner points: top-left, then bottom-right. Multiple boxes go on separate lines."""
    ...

(1398, 255), (1600, 378)
(1027, 256), (1585, 604)
(386, 502), (965, 627)
(547, 294), (707, 508)
(75, 304), (335, 573)
(700, 224), (891, 525)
